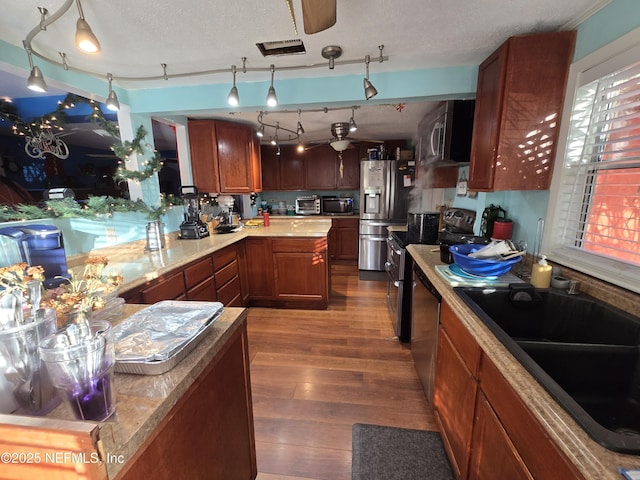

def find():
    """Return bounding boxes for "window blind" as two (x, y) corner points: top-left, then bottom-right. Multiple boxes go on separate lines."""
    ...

(556, 57), (640, 269)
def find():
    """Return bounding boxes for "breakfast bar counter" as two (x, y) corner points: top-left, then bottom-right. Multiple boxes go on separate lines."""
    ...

(0, 304), (255, 479)
(408, 244), (640, 480)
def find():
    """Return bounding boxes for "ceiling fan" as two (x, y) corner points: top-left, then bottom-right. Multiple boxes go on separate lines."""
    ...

(286, 0), (337, 35)
(306, 121), (384, 152)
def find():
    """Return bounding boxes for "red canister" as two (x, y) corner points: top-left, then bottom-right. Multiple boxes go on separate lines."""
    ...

(263, 212), (270, 227)
(492, 219), (512, 240)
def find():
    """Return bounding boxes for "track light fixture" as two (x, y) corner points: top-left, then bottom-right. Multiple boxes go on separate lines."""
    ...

(266, 64), (278, 107)
(363, 55), (378, 100)
(227, 65), (239, 106)
(105, 73), (120, 111)
(349, 107), (358, 132)
(25, 47), (47, 93)
(75, 0), (101, 54)
(296, 109), (305, 135)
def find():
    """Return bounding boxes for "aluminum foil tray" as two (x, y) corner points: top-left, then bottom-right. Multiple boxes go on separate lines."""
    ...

(113, 300), (224, 375)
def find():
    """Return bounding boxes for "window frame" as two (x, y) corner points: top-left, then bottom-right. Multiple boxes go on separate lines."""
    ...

(546, 27), (640, 294)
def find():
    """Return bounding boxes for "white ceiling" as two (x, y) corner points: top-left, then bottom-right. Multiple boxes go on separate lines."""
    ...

(0, 0), (609, 150)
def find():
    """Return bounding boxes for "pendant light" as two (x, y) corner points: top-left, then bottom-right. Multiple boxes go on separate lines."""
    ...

(25, 47), (47, 92)
(266, 65), (278, 107)
(227, 65), (239, 106)
(363, 55), (378, 100)
(105, 73), (120, 111)
(75, 0), (101, 54)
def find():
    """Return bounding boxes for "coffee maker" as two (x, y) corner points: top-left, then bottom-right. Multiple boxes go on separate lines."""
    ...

(179, 186), (209, 239)
(0, 224), (70, 288)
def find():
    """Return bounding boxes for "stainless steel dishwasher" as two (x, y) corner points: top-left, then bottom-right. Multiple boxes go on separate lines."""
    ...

(411, 263), (442, 404)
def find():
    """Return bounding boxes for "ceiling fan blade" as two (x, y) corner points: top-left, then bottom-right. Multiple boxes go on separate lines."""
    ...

(301, 0), (337, 34)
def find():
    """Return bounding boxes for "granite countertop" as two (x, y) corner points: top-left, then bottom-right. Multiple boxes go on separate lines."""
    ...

(40, 303), (249, 478)
(407, 244), (640, 479)
(66, 218), (332, 294)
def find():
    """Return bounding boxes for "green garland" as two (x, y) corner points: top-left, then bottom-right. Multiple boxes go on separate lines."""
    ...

(0, 94), (170, 221)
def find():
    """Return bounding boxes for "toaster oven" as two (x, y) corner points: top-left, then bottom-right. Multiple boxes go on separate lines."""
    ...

(295, 196), (321, 215)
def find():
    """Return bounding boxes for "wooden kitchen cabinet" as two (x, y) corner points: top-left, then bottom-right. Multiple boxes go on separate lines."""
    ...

(140, 271), (186, 304)
(336, 148), (360, 189)
(328, 217), (359, 261)
(434, 299), (585, 480)
(261, 144), (306, 191)
(117, 319), (256, 480)
(244, 237), (328, 309)
(468, 30), (576, 191)
(468, 392), (532, 480)
(184, 256), (216, 301)
(434, 301), (481, 479)
(213, 243), (245, 307)
(305, 145), (337, 189)
(188, 119), (262, 194)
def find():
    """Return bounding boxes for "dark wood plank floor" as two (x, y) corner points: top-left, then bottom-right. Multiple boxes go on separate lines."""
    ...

(248, 261), (438, 480)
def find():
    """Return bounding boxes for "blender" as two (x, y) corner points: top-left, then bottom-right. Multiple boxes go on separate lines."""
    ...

(179, 186), (209, 239)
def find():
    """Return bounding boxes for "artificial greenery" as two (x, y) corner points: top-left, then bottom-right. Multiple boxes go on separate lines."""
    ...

(0, 94), (171, 221)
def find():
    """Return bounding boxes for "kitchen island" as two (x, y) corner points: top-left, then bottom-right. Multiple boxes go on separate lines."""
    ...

(67, 217), (332, 309)
(408, 244), (640, 479)
(0, 304), (255, 480)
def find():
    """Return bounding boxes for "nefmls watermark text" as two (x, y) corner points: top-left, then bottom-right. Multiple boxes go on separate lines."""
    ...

(1, 451), (125, 465)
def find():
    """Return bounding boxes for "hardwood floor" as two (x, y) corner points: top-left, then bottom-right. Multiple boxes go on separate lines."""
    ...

(247, 261), (438, 480)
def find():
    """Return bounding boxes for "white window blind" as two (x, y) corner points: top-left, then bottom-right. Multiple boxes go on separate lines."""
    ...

(548, 36), (640, 292)
(561, 61), (640, 263)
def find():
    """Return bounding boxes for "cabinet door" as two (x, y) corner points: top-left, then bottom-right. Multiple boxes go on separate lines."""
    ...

(434, 327), (478, 479)
(243, 238), (274, 298)
(187, 278), (217, 302)
(468, 45), (505, 191)
(468, 392), (533, 480)
(331, 218), (359, 260)
(188, 120), (221, 193)
(337, 148), (360, 189)
(273, 251), (327, 301)
(278, 146), (305, 190)
(469, 31), (575, 191)
(251, 133), (263, 192)
(261, 145), (280, 190)
(305, 145), (337, 189)
(215, 120), (256, 193)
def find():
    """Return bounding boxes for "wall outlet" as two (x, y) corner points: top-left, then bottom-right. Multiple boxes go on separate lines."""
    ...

(105, 227), (117, 243)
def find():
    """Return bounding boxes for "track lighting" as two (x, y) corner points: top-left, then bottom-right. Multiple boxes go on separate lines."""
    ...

(75, 0), (101, 53)
(25, 47), (47, 92)
(105, 73), (119, 111)
(227, 65), (239, 106)
(266, 65), (278, 107)
(296, 109), (305, 135)
(349, 107), (358, 132)
(363, 55), (378, 100)
(257, 124), (265, 138)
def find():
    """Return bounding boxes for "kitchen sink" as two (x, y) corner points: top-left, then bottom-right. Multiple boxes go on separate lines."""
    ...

(455, 285), (640, 454)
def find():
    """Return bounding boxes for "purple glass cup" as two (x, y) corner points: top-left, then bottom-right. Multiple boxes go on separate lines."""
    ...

(39, 319), (115, 421)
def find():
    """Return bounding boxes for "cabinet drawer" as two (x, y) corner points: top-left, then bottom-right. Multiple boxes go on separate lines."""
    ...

(142, 271), (186, 304)
(215, 259), (238, 288)
(184, 257), (214, 290)
(217, 276), (241, 305)
(440, 301), (482, 378)
(186, 278), (217, 302)
(272, 237), (326, 253)
(213, 245), (237, 270)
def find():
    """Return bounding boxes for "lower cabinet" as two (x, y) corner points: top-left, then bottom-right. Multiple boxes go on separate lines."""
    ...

(435, 300), (585, 480)
(117, 319), (256, 480)
(328, 217), (359, 261)
(123, 237), (328, 309)
(244, 236), (329, 309)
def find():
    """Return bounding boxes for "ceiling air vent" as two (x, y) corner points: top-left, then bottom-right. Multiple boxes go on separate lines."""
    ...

(256, 39), (306, 57)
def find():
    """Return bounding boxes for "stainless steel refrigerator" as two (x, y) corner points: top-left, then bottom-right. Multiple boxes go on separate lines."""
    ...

(359, 160), (410, 271)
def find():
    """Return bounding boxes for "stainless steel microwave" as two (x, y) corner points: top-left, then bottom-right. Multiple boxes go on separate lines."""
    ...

(321, 196), (354, 215)
(295, 196), (321, 215)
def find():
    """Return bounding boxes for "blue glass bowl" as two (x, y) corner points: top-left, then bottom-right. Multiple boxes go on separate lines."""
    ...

(449, 244), (522, 277)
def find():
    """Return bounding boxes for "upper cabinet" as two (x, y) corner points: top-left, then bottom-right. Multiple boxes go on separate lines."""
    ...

(261, 144), (360, 191)
(188, 119), (262, 194)
(468, 31), (576, 191)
